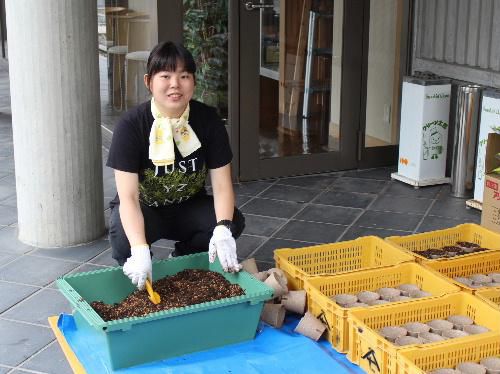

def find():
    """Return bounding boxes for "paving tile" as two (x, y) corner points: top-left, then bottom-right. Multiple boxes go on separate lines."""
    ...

(429, 197), (482, 221)
(151, 246), (174, 261)
(104, 207), (111, 229)
(274, 220), (346, 243)
(102, 165), (114, 180)
(48, 262), (113, 289)
(417, 215), (478, 232)
(30, 237), (109, 263)
(253, 238), (318, 263)
(356, 211), (423, 231)
(342, 167), (396, 180)
(0, 256), (79, 287)
(368, 195), (433, 214)
(312, 191), (377, 209)
(259, 184), (321, 203)
(103, 177), (117, 198)
(0, 170), (10, 180)
(0, 174), (14, 185)
(21, 341), (72, 374)
(0, 141), (12, 150)
(340, 226), (412, 241)
(0, 227), (35, 254)
(233, 181), (273, 196)
(0, 148), (12, 158)
(236, 234), (266, 259)
(0, 157), (14, 174)
(0, 282), (39, 313)
(88, 248), (117, 267)
(153, 238), (176, 248)
(0, 194), (16, 207)
(242, 214), (287, 236)
(0, 111), (11, 123)
(435, 184), (454, 199)
(330, 177), (387, 194)
(104, 196), (114, 210)
(276, 174), (337, 189)
(0, 183), (15, 202)
(241, 198), (304, 219)
(0, 252), (17, 268)
(255, 260), (274, 272)
(3, 289), (72, 326)
(0, 205), (16, 226)
(0, 319), (54, 366)
(66, 263), (111, 275)
(384, 182), (443, 198)
(235, 194), (252, 208)
(295, 204), (362, 225)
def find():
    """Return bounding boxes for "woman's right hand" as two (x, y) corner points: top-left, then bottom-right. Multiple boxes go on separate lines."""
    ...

(123, 244), (152, 290)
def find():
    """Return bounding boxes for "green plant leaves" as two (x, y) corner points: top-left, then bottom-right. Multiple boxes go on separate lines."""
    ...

(183, 0), (229, 118)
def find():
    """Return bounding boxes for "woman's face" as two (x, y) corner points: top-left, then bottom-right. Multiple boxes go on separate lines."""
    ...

(145, 64), (195, 118)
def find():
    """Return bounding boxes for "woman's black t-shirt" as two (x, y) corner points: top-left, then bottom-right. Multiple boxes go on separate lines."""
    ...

(106, 100), (232, 207)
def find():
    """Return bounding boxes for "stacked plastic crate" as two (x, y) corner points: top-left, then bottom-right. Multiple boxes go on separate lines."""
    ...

(274, 223), (500, 374)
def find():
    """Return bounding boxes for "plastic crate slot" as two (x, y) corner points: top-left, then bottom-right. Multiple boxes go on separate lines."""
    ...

(349, 293), (500, 374)
(386, 224), (500, 265)
(424, 251), (500, 293)
(398, 333), (500, 374)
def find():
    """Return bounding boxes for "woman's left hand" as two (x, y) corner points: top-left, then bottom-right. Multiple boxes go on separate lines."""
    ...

(208, 225), (242, 273)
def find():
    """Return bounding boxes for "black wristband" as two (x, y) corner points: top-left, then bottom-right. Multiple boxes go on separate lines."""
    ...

(216, 219), (233, 230)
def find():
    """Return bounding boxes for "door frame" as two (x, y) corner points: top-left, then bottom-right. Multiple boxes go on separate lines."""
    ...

(164, 0), (412, 181)
(229, 0), (241, 180)
(236, 0), (365, 181)
(358, 0), (413, 168)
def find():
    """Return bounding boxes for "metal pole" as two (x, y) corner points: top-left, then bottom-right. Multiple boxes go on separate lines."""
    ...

(450, 84), (482, 197)
(302, 10), (316, 119)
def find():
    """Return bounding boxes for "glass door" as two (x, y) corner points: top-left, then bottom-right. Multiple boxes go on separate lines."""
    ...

(238, 0), (364, 181)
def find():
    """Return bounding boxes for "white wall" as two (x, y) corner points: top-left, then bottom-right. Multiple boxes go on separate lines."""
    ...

(365, 0), (398, 144)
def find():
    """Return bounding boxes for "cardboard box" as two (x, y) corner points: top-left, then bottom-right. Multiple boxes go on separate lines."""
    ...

(473, 89), (500, 203)
(481, 132), (500, 233)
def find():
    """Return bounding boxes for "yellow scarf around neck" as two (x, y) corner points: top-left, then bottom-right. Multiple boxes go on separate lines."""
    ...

(149, 98), (201, 173)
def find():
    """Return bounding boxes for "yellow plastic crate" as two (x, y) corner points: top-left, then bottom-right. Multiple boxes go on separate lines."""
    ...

(476, 288), (500, 310)
(274, 236), (415, 290)
(303, 262), (460, 353)
(397, 334), (500, 374)
(424, 251), (500, 293)
(347, 292), (500, 374)
(386, 223), (500, 264)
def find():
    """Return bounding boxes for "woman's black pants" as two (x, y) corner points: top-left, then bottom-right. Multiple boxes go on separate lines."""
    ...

(109, 194), (245, 265)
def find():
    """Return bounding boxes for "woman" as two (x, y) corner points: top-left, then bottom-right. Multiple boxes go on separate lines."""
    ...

(107, 41), (245, 290)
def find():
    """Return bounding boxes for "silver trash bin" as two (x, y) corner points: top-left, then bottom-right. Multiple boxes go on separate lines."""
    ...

(450, 83), (482, 197)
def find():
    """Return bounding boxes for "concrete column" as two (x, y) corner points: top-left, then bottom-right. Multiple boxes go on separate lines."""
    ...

(6, 0), (105, 247)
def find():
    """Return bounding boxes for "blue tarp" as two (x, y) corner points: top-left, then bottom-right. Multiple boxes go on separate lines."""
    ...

(58, 314), (364, 373)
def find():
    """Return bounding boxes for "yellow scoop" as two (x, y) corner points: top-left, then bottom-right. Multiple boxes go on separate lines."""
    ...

(145, 279), (161, 304)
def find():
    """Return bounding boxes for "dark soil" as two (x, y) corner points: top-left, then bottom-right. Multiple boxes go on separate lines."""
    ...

(418, 241), (490, 259)
(91, 269), (245, 321)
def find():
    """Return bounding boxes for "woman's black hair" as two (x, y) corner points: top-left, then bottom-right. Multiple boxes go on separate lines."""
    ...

(146, 41), (196, 81)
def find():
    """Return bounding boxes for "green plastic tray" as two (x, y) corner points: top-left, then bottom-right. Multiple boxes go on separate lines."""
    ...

(57, 252), (274, 369)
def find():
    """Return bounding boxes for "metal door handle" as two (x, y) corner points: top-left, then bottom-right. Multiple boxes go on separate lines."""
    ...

(245, 1), (274, 11)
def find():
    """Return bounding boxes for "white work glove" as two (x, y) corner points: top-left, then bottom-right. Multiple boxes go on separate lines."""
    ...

(209, 225), (242, 273)
(122, 244), (152, 290)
